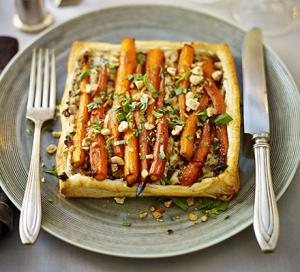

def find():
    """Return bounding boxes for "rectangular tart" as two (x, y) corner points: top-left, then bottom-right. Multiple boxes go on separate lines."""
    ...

(57, 38), (240, 200)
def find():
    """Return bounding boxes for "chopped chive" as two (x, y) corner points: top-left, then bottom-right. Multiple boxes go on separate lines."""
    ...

(117, 113), (126, 122)
(175, 71), (191, 86)
(143, 75), (159, 98)
(187, 135), (194, 141)
(175, 87), (187, 96)
(196, 111), (208, 121)
(77, 69), (90, 82)
(159, 149), (166, 159)
(214, 113), (233, 126)
(152, 110), (163, 119)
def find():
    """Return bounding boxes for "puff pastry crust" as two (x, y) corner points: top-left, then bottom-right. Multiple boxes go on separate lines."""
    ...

(57, 40), (240, 200)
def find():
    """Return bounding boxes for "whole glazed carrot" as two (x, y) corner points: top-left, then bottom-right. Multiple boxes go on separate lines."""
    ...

(136, 49), (164, 195)
(179, 122), (212, 186)
(149, 74), (168, 182)
(89, 66), (108, 180)
(72, 62), (90, 167)
(177, 44), (194, 121)
(180, 93), (209, 160)
(203, 58), (228, 169)
(110, 37), (136, 158)
(145, 48), (164, 126)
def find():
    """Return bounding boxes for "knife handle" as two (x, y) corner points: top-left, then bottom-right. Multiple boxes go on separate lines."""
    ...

(253, 133), (279, 252)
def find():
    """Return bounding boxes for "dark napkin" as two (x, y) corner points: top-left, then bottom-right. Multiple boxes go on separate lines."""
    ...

(0, 36), (19, 237)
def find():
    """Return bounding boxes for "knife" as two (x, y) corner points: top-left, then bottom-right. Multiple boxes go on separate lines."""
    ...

(242, 27), (279, 252)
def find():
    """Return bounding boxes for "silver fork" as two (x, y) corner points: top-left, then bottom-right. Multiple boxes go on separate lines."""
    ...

(19, 48), (56, 244)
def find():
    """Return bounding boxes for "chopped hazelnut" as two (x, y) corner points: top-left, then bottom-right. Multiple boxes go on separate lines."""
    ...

(188, 213), (198, 221)
(206, 107), (217, 117)
(134, 80), (144, 90)
(171, 125), (183, 136)
(141, 169), (149, 179)
(118, 121), (129, 132)
(189, 75), (203, 85)
(166, 67), (177, 76)
(214, 61), (222, 69)
(146, 154), (154, 160)
(111, 163), (118, 172)
(212, 70), (223, 81)
(163, 200), (173, 208)
(46, 144), (57, 154)
(111, 156), (124, 165)
(201, 214), (208, 222)
(114, 197), (125, 204)
(186, 98), (200, 111)
(144, 122), (155, 130)
(191, 66), (202, 75)
(187, 197), (194, 207)
(152, 208), (165, 219)
(101, 128), (111, 136)
(51, 131), (61, 138)
(139, 211), (148, 219)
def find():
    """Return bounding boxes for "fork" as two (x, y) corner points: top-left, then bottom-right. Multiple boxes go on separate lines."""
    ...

(19, 48), (56, 244)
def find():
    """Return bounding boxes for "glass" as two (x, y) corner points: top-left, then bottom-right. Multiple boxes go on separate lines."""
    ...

(232, 0), (300, 36)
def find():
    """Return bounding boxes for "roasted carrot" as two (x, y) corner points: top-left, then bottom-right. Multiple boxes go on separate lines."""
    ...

(180, 93), (209, 160)
(89, 106), (107, 180)
(149, 76), (168, 182)
(204, 82), (226, 114)
(110, 38), (136, 158)
(202, 58), (228, 167)
(177, 44), (194, 121)
(180, 122), (212, 186)
(124, 129), (139, 185)
(72, 63), (90, 167)
(145, 49), (164, 125)
(215, 125), (228, 171)
(89, 66), (108, 180)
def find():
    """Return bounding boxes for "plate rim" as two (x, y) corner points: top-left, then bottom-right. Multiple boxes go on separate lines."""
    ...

(0, 4), (300, 258)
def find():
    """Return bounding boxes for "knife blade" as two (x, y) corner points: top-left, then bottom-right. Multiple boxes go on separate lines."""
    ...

(242, 27), (279, 252)
(243, 28), (270, 135)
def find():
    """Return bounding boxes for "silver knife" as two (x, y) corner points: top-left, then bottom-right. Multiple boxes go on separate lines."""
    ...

(242, 27), (279, 252)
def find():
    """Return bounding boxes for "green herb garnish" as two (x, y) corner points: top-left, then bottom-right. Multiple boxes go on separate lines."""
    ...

(44, 166), (57, 176)
(198, 198), (230, 219)
(143, 75), (159, 98)
(77, 69), (90, 82)
(187, 135), (194, 141)
(175, 71), (191, 86)
(25, 128), (33, 136)
(214, 113), (233, 126)
(196, 111), (208, 121)
(122, 220), (132, 227)
(137, 53), (146, 65)
(175, 87), (187, 96)
(159, 149), (166, 159)
(170, 197), (188, 211)
(152, 110), (164, 119)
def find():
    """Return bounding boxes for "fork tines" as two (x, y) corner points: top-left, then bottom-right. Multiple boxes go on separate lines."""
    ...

(27, 48), (56, 111)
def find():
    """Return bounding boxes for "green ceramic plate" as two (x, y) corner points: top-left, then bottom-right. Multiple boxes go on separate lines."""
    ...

(0, 5), (300, 258)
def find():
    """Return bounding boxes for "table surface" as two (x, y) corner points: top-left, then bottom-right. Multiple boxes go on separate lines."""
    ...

(1, 0), (300, 271)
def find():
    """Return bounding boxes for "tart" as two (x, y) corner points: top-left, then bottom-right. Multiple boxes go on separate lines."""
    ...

(57, 38), (240, 200)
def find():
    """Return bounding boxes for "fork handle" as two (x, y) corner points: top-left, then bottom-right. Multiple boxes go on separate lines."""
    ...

(253, 133), (279, 252)
(19, 120), (43, 244)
